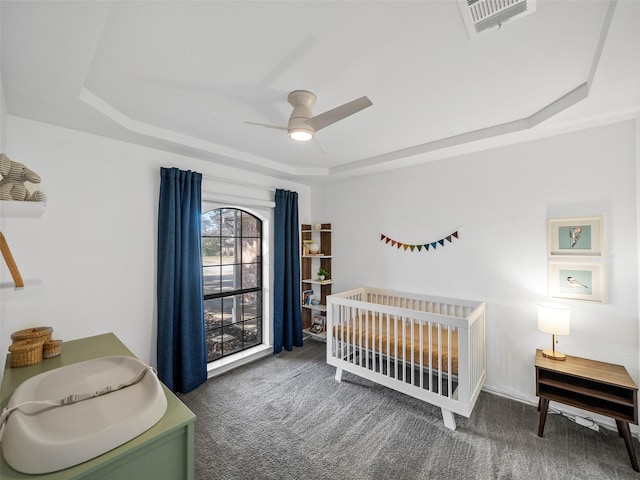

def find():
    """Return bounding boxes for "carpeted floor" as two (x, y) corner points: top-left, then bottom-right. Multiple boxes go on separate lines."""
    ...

(179, 341), (640, 480)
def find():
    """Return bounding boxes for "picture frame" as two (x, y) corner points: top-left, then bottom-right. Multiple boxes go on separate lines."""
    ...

(302, 290), (313, 305)
(548, 261), (605, 303)
(547, 216), (604, 257)
(310, 314), (326, 334)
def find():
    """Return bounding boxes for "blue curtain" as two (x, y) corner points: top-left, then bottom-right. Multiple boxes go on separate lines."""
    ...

(157, 167), (207, 393)
(273, 189), (303, 353)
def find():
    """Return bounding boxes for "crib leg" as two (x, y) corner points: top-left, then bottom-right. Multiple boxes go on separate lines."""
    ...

(441, 408), (457, 431)
(335, 367), (343, 382)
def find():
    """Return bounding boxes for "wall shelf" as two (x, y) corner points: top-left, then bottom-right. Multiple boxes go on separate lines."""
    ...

(0, 201), (46, 218)
(0, 279), (44, 302)
(301, 228), (332, 233)
(302, 304), (327, 312)
(303, 328), (327, 341)
(302, 278), (333, 285)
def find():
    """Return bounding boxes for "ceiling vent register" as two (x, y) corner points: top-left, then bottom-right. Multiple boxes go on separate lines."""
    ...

(458, 0), (537, 36)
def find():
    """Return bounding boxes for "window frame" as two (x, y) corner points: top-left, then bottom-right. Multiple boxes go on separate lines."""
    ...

(201, 206), (267, 364)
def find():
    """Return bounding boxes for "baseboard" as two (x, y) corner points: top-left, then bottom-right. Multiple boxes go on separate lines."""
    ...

(481, 385), (640, 441)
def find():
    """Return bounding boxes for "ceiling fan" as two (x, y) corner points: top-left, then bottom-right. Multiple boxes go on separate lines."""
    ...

(247, 90), (372, 141)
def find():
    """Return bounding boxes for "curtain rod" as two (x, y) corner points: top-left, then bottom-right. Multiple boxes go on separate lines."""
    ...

(201, 174), (276, 193)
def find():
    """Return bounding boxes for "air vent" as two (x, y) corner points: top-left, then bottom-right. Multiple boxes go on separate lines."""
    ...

(458, 0), (536, 36)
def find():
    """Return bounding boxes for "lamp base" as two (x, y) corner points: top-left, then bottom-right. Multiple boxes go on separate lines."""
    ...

(542, 349), (566, 361)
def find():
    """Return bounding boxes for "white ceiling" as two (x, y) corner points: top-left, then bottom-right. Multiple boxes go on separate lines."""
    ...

(2, 1), (639, 182)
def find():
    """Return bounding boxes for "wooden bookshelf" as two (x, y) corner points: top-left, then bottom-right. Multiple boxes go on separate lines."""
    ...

(300, 223), (331, 340)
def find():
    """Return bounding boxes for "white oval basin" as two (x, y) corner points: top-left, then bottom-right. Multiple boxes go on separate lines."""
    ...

(1, 355), (168, 474)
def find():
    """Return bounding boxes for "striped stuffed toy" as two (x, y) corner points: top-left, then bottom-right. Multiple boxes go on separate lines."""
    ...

(0, 153), (46, 202)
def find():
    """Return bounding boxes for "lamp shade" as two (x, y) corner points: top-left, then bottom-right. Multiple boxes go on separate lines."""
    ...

(538, 303), (570, 336)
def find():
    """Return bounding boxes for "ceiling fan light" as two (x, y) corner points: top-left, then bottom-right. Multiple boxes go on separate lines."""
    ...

(289, 129), (314, 141)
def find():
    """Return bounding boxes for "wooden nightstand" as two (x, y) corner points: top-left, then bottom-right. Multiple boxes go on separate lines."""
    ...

(535, 349), (639, 472)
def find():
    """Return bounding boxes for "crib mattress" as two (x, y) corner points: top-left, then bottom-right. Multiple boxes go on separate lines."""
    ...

(333, 314), (458, 374)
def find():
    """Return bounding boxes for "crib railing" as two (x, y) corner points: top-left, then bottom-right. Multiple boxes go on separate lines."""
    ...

(327, 287), (486, 422)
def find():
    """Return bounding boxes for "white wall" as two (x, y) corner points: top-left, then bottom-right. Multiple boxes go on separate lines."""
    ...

(0, 77), (5, 151)
(0, 115), (310, 381)
(313, 120), (639, 405)
(0, 3), (5, 151)
(637, 116), (640, 382)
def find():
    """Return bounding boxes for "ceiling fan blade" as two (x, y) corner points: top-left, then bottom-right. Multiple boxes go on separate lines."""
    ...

(307, 96), (372, 132)
(259, 36), (318, 87)
(245, 121), (287, 131)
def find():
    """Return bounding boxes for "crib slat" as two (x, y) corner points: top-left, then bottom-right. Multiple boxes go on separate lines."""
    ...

(380, 313), (384, 374)
(358, 308), (363, 367)
(401, 316), (406, 384)
(394, 315), (399, 380)
(437, 324), (442, 395)
(427, 320), (433, 392)
(403, 318), (416, 385)
(419, 318), (424, 389)
(365, 308), (370, 369)
(386, 313), (391, 379)
(447, 326), (453, 399)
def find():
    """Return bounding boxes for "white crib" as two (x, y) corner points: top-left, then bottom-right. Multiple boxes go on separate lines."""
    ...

(326, 287), (486, 430)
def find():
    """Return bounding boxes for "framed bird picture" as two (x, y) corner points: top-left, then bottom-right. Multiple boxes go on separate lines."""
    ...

(548, 261), (605, 302)
(547, 216), (604, 257)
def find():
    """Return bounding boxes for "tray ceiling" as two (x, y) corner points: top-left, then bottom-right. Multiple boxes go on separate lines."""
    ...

(2, 1), (639, 182)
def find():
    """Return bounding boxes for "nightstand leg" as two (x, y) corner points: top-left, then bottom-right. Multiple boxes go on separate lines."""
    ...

(615, 420), (639, 472)
(537, 398), (549, 437)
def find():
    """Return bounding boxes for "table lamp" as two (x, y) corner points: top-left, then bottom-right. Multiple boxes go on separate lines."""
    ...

(538, 302), (571, 360)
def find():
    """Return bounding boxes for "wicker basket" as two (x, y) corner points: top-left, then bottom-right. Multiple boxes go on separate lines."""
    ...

(9, 339), (44, 368)
(11, 326), (53, 344)
(43, 339), (63, 359)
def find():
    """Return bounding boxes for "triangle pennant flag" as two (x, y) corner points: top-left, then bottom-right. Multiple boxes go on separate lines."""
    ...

(380, 228), (460, 252)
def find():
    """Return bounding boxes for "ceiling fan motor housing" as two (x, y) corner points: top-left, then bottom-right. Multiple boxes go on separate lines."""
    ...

(287, 90), (317, 139)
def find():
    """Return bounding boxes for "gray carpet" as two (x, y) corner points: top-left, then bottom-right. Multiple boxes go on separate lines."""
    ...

(179, 341), (640, 480)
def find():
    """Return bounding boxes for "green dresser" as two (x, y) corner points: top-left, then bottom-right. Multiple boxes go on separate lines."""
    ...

(0, 333), (195, 479)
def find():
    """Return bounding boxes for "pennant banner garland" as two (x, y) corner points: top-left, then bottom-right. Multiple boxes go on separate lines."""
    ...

(380, 230), (459, 253)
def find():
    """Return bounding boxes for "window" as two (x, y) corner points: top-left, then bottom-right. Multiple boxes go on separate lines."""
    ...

(202, 208), (263, 362)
